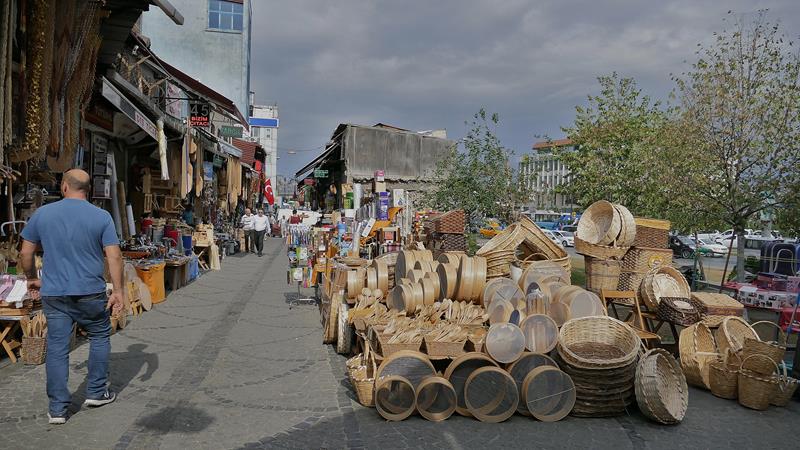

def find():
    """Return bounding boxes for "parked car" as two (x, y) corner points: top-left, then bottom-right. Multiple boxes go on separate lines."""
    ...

(552, 230), (574, 247)
(543, 230), (564, 248)
(561, 225), (578, 234)
(670, 235), (696, 259)
(714, 229), (753, 245)
(479, 220), (503, 238)
(694, 238), (728, 257)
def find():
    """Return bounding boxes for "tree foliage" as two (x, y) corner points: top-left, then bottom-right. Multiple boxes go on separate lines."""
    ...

(560, 11), (800, 280)
(669, 11), (800, 278)
(426, 109), (528, 225)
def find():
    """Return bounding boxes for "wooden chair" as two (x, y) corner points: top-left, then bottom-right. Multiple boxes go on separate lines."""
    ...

(601, 289), (661, 348)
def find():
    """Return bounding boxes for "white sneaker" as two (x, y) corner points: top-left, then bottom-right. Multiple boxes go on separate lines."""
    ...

(48, 413), (67, 425)
(83, 390), (116, 407)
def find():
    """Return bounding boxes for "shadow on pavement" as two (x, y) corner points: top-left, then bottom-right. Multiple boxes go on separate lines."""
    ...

(135, 402), (215, 434)
(71, 343), (159, 412)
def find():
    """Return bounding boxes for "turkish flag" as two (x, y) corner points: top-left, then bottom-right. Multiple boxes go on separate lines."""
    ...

(264, 178), (275, 205)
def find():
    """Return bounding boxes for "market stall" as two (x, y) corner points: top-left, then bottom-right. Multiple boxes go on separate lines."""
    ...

(314, 199), (797, 424)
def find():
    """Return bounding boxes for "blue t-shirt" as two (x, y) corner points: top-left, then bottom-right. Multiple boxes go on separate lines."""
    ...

(21, 198), (119, 296)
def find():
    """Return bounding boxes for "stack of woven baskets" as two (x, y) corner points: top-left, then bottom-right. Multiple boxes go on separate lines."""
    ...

(553, 316), (641, 417)
(574, 201), (636, 294)
(618, 218), (672, 293)
(425, 210), (468, 254)
(477, 216), (569, 281)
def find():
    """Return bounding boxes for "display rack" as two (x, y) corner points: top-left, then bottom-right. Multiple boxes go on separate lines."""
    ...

(287, 225), (315, 306)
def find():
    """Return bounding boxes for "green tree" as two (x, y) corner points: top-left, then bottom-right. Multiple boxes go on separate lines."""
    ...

(427, 109), (528, 227)
(669, 11), (800, 280)
(558, 73), (676, 221)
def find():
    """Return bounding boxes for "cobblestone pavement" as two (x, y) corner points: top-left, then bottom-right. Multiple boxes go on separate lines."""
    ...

(0, 238), (797, 449)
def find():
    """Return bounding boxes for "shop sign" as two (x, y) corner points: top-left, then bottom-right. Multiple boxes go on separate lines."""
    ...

(101, 77), (157, 139)
(220, 125), (243, 138)
(189, 102), (211, 127)
(314, 169), (328, 178)
(213, 154), (225, 168)
(165, 81), (188, 119)
(303, 178), (315, 186)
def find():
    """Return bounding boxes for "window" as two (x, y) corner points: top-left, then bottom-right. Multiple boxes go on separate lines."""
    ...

(209, 0), (243, 32)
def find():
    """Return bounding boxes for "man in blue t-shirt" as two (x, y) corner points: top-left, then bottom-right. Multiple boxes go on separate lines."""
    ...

(20, 169), (124, 425)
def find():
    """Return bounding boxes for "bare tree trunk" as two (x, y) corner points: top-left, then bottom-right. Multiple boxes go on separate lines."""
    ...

(736, 231), (747, 282)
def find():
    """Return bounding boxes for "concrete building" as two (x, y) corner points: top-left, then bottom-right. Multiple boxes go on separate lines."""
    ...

(520, 138), (578, 221)
(248, 104), (279, 194)
(140, 0), (252, 117)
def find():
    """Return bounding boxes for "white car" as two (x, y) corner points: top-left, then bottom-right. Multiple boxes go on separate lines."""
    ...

(543, 230), (564, 248)
(695, 238), (728, 257)
(552, 230), (574, 247)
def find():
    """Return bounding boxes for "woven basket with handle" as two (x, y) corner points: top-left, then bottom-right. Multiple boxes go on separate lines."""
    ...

(738, 354), (781, 410)
(709, 350), (740, 399)
(678, 322), (718, 388)
(347, 345), (377, 407)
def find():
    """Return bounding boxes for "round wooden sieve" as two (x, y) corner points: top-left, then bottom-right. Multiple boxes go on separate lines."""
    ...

(444, 352), (498, 416)
(508, 352), (559, 415)
(486, 323), (526, 364)
(414, 249), (433, 262)
(409, 282), (424, 311)
(487, 298), (514, 324)
(407, 270), (426, 283)
(437, 252), (462, 266)
(424, 272), (441, 302)
(473, 256), (487, 303)
(520, 314), (559, 353)
(416, 376), (456, 422)
(375, 375), (416, 421)
(373, 259), (390, 293)
(552, 285), (583, 306)
(465, 366), (519, 423)
(456, 256), (475, 302)
(396, 251), (416, 283)
(377, 350), (436, 389)
(437, 263), (458, 300)
(366, 268), (378, 291)
(522, 366), (575, 422)
(549, 302), (571, 327)
(420, 277), (436, 306)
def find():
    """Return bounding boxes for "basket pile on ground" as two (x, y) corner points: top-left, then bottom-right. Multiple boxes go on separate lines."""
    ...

(555, 316), (641, 417)
(476, 217), (569, 281)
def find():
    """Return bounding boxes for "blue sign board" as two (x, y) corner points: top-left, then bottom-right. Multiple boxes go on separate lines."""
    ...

(249, 117), (279, 128)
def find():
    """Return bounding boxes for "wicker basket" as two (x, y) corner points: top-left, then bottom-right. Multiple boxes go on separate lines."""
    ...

(679, 322), (718, 388)
(741, 337), (786, 375)
(635, 349), (688, 424)
(738, 354), (780, 410)
(378, 333), (423, 358)
(577, 200), (621, 245)
(557, 316), (641, 369)
(715, 317), (757, 356)
(771, 375), (799, 407)
(709, 356), (739, 399)
(575, 236), (628, 260)
(347, 346), (377, 407)
(584, 257), (621, 295)
(613, 204), (637, 248)
(423, 337), (466, 358)
(657, 297), (701, 327)
(632, 218), (670, 249)
(640, 266), (691, 311)
(690, 292), (743, 316)
(21, 336), (47, 365)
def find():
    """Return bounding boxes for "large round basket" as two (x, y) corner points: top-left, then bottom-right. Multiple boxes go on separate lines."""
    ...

(656, 297), (701, 327)
(678, 322), (717, 388)
(613, 204), (637, 247)
(575, 236), (628, 260)
(375, 375), (416, 421)
(640, 266), (691, 311)
(416, 376), (457, 422)
(444, 352), (499, 417)
(716, 317), (757, 356)
(584, 257), (621, 295)
(577, 200), (621, 245)
(557, 316), (641, 370)
(738, 354), (781, 411)
(635, 349), (688, 424)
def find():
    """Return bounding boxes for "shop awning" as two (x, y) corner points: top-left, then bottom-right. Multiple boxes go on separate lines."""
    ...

(218, 140), (242, 159)
(100, 76), (157, 139)
(294, 142), (339, 178)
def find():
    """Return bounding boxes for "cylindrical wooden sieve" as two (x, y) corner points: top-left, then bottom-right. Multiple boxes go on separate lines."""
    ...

(375, 375), (416, 421)
(464, 366), (519, 423)
(444, 352), (499, 416)
(415, 376), (457, 422)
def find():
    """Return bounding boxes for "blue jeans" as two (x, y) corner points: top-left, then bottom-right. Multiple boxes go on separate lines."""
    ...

(42, 293), (111, 416)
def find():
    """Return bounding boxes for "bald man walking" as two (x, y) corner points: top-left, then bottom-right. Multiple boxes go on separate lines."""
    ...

(20, 169), (124, 424)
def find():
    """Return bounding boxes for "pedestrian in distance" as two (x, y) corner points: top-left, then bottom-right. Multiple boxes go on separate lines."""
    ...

(253, 208), (270, 257)
(289, 209), (302, 225)
(20, 169), (124, 425)
(240, 208), (256, 253)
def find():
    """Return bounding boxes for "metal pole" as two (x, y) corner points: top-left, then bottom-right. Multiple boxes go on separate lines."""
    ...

(719, 234), (736, 293)
(692, 231), (699, 291)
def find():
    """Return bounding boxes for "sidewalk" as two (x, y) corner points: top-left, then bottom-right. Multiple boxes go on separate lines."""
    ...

(0, 238), (797, 449)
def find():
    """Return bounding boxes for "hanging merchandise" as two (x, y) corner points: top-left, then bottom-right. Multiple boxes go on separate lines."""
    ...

(157, 118), (169, 180)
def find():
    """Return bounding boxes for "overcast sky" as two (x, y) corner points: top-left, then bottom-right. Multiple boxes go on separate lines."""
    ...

(248, 1), (800, 177)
